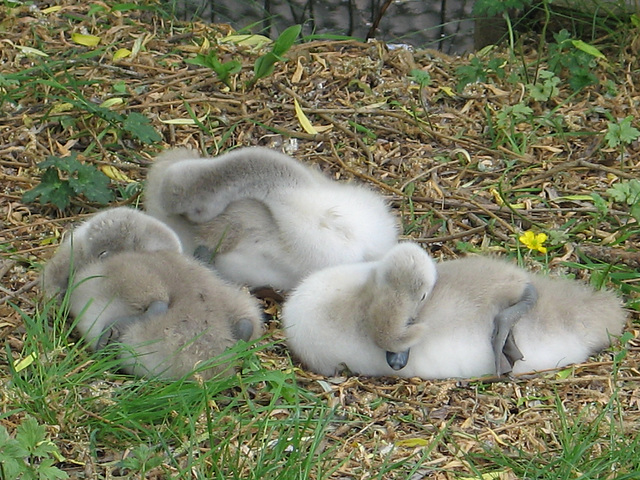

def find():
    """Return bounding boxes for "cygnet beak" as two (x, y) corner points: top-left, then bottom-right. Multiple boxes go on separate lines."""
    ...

(386, 349), (410, 370)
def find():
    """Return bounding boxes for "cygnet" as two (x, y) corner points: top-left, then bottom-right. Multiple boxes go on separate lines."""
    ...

(282, 243), (627, 379)
(144, 147), (398, 290)
(190, 198), (304, 290)
(42, 207), (182, 298)
(69, 250), (263, 379)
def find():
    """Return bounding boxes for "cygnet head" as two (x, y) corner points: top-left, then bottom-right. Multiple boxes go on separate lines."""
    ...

(145, 147), (219, 223)
(366, 243), (437, 368)
(42, 207), (182, 297)
(71, 207), (183, 259)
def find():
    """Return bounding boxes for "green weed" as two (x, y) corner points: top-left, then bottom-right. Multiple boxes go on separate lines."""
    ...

(492, 102), (535, 153)
(186, 50), (242, 88)
(455, 56), (506, 91)
(547, 29), (600, 91)
(409, 69), (431, 88)
(22, 153), (115, 211)
(248, 24), (301, 88)
(0, 416), (68, 480)
(604, 115), (640, 162)
(607, 179), (640, 222)
(527, 69), (561, 101)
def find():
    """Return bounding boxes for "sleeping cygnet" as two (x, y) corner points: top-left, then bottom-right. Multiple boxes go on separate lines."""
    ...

(282, 243), (627, 379)
(191, 199), (303, 291)
(144, 146), (399, 291)
(69, 250), (263, 379)
(42, 207), (182, 299)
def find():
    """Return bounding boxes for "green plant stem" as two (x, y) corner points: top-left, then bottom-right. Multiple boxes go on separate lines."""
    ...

(535, 0), (552, 84)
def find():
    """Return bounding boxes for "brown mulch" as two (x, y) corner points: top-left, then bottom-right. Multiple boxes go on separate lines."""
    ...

(1, 1), (639, 478)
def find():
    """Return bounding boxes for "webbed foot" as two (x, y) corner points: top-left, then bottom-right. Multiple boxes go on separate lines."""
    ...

(492, 282), (537, 376)
(232, 318), (255, 342)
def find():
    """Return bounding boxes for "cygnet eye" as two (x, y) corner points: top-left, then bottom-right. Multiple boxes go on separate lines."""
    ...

(420, 292), (427, 302)
(98, 250), (109, 259)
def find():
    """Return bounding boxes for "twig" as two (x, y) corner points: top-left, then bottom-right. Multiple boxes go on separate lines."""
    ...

(276, 83), (374, 163)
(413, 225), (487, 244)
(327, 140), (405, 197)
(366, 0), (395, 40)
(0, 279), (39, 306)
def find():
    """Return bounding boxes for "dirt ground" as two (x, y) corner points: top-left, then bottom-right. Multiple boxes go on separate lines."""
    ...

(1, 2), (639, 478)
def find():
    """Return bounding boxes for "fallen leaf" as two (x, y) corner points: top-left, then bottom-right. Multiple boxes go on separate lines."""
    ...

(459, 470), (512, 480)
(71, 32), (101, 47)
(99, 97), (125, 108)
(100, 165), (133, 183)
(113, 48), (131, 60)
(49, 102), (74, 114)
(14, 352), (37, 372)
(292, 57), (304, 83)
(42, 5), (63, 13)
(222, 34), (271, 48)
(131, 34), (146, 56)
(17, 46), (49, 57)
(490, 188), (525, 209)
(199, 36), (210, 52)
(55, 139), (77, 156)
(294, 98), (318, 135)
(395, 437), (430, 447)
(159, 111), (210, 125)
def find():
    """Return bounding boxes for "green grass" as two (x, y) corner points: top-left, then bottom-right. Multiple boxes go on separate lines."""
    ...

(4, 289), (637, 478)
(4, 300), (347, 478)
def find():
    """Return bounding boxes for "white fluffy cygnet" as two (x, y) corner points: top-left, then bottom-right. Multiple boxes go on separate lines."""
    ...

(144, 146), (399, 291)
(282, 243), (627, 379)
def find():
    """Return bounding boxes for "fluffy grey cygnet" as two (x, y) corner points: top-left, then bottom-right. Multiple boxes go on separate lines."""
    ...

(281, 243), (627, 379)
(144, 147), (399, 291)
(42, 207), (182, 298)
(68, 250), (263, 379)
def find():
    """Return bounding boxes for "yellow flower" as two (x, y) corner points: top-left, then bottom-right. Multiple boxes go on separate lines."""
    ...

(519, 230), (548, 254)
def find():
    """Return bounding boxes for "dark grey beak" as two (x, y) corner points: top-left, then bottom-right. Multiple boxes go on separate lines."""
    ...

(386, 349), (410, 370)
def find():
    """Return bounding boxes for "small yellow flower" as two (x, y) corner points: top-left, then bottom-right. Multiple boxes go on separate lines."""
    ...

(519, 230), (548, 254)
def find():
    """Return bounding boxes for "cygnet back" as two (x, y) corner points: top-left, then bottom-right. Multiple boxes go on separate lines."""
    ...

(145, 146), (318, 224)
(419, 257), (627, 376)
(404, 257), (534, 379)
(511, 272), (626, 373)
(193, 199), (302, 290)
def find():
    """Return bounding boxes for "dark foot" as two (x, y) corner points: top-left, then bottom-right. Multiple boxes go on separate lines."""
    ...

(492, 282), (537, 376)
(232, 318), (255, 342)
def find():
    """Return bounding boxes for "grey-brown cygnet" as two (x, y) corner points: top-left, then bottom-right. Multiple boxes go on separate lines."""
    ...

(42, 207), (182, 299)
(282, 243), (627, 379)
(69, 250), (263, 379)
(144, 147), (399, 291)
